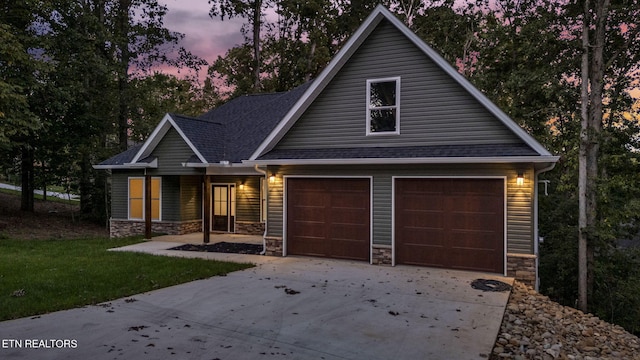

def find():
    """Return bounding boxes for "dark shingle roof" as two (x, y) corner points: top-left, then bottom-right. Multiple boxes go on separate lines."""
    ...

(257, 143), (539, 160)
(198, 82), (312, 162)
(169, 113), (225, 163)
(98, 144), (143, 166)
(97, 82), (312, 167)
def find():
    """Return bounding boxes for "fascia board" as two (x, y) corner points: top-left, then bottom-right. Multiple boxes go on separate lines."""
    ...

(92, 158), (159, 170)
(248, 8), (387, 161)
(244, 156), (560, 166)
(131, 114), (173, 163)
(93, 164), (130, 170)
(131, 113), (207, 164)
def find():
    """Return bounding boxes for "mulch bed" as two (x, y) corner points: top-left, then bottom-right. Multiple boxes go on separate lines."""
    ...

(169, 242), (263, 255)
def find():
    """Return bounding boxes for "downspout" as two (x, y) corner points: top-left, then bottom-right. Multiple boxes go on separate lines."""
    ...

(534, 162), (557, 291)
(254, 164), (268, 255)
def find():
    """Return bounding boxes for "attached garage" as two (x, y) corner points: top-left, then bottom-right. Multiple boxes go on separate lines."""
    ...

(394, 178), (505, 273)
(286, 178), (370, 261)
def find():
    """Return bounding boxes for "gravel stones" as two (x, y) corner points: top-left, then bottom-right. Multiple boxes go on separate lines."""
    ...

(491, 281), (640, 359)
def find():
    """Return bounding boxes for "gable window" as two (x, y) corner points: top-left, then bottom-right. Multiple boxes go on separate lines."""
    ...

(367, 77), (400, 135)
(128, 177), (161, 221)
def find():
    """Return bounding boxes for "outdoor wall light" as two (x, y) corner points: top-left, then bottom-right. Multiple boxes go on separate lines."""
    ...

(239, 183), (245, 190)
(269, 173), (276, 183)
(516, 172), (524, 186)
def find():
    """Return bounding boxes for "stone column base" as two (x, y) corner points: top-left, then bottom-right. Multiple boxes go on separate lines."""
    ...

(372, 245), (392, 265)
(507, 253), (537, 287)
(264, 236), (283, 256)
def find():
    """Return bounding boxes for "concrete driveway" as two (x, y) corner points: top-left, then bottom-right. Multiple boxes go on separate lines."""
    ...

(0, 242), (512, 360)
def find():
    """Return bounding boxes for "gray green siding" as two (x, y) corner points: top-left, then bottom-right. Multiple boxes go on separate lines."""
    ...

(275, 20), (521, 150)
(110, 172), (180, 221)
(180, 176), (202, 221)
(111, 170), (144, 219)
(161, 176), (180, 221)
(211, 175), (262, 223)
(148, 127), (201, 175)
(267, 164), (535, 255)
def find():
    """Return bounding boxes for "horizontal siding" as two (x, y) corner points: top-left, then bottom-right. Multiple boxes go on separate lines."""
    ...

(266, 164), (534, 255)
(180, 176), (202, 221)
(111, 170), (144, 219)
(161, 176), (180, 221)
(211, 175), (261, 224)
(148, 128), (202, 175)
(276, 20), (521, 150)
(506, 169), (534, 253)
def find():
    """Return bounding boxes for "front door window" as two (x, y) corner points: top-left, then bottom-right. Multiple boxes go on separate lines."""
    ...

(212, 184), (235, 232)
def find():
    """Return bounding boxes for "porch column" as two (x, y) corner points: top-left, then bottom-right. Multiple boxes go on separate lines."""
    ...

(144, 174), (152, 240)
(203, 175), (211, 243)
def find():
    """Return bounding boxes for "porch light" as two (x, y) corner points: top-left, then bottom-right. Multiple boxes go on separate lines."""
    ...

(269, 173), (276, 183)
(516, 172), (524, 186)
(239, 183), (245, 190)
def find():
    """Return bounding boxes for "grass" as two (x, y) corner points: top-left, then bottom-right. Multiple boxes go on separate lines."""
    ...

(0, 237), (254, 321)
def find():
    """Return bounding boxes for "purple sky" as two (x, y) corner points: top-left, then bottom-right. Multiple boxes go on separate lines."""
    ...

(160, 0), (245, 80)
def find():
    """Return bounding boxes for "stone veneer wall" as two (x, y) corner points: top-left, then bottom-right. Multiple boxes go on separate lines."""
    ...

(235, 221), (265, 235)
(110, 219), (201, 238)
(506, 254), (537, 287)
(264, 237), (283, 256)
(371, 246), (392, 265)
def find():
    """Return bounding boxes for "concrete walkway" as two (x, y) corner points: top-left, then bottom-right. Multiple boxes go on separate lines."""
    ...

(0, 241), (512, 360)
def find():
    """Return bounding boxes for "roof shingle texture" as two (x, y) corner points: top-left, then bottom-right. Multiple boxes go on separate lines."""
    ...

(257, 143), (539, 160)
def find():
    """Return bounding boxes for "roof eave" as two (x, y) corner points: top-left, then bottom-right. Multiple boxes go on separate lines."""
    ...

(132, 113), (209, 164)
(93, 158), (159, 170)
(244, 156), (560, 166)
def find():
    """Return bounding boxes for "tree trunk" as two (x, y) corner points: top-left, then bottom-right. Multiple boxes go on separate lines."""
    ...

(117, 0), (132, 152)
(79, 152), (92, 215)
(252, 0), (262, 91)
(578, 0), (610, 313)
(20, 146), (34, 212)
(585, 0), (609, 301)
(578, 0), (590, 313)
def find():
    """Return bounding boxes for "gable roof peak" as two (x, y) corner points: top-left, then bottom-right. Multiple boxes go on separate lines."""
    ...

(249, 5), (553, 160)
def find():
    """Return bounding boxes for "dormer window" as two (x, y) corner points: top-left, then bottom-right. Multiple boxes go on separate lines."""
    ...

(367, 77), (400, 135)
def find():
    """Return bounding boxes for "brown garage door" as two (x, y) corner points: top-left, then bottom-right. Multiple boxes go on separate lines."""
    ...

(395, 178), (504, 273)
(287, 178), (370, 261)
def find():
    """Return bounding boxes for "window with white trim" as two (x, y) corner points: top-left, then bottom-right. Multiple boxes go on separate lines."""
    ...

(367, 77), (400, 134)
(128, 177), (161, 221)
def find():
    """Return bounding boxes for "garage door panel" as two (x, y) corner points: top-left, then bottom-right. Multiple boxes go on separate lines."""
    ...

(396, 178), (504, 274)
(398, 243), (445, 267)
(400, 211), (444, 228)
(287, 178), (370, 261)
(289, 236), (327, 257)
(330, 239), (369, 261)
(449, 214), (501, 231)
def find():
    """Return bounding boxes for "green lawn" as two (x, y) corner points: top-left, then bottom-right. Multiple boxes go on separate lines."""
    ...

(0, 237), (253, 321)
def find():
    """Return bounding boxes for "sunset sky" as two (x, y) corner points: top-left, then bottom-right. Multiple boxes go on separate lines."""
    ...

(160, 0), (245, 79)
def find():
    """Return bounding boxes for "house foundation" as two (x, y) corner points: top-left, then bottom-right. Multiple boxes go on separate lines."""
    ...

(371, 245), (392, 265)
(235, 221), (266, 235)
(506, 253), (537, 287)
(109, 219), (201, 238)
(264, 237), (283, 256)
